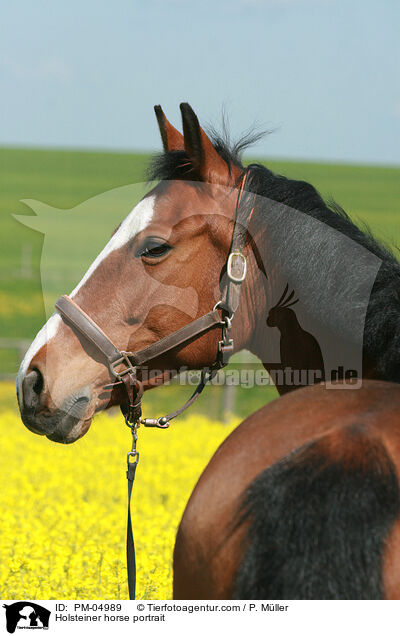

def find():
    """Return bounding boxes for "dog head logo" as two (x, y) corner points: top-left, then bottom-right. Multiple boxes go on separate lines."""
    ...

(3, 602), (50, 633)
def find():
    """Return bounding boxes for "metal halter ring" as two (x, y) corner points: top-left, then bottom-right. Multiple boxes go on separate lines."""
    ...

(213, 300), (234, 321)
(224, 315), (232, 331)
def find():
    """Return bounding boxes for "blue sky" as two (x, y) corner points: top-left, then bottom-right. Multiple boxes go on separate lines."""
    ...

(1, 0), (399, 163)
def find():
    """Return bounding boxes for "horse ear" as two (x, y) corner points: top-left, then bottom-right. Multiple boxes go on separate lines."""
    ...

(179, 102), (232, 184)
(154, 105), (185, 152)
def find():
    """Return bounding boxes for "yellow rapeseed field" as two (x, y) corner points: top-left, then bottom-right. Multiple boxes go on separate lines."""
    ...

(0, 383), (237, 600)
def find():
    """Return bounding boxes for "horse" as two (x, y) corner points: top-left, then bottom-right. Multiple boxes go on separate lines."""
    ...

(173, 380), (400, 600)
(16, 103), (400, 443)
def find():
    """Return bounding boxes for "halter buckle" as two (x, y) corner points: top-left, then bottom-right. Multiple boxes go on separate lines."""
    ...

(109, 352), (136, 380)
(227, 252), (247, 283)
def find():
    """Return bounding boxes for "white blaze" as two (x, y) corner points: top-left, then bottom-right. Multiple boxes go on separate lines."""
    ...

(70, 195), (155, 297)
(16, 195), (155, 406)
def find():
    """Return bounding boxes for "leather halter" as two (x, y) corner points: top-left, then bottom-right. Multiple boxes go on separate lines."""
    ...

(55, 170), (254, 428)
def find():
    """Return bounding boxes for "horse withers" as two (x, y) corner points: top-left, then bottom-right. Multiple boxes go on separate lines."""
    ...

(173, 380), (400, 600)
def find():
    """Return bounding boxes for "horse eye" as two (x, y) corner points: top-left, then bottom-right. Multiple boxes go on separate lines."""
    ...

(137, 238), (171, 259)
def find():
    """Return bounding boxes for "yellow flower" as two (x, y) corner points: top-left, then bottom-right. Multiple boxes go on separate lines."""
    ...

(0, 384), (237, 599)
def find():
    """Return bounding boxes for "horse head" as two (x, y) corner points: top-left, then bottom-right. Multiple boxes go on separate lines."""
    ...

(17, 104), (259, 443)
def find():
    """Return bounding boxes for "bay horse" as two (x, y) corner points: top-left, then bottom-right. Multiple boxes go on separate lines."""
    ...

(16, 103), (400, 442)
(173, 380), (400, 600)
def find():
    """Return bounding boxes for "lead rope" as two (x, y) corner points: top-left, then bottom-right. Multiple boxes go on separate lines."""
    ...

(126, 421), (139, 600)
(123, 370), (221, 599)
(123, 337), (228, 600)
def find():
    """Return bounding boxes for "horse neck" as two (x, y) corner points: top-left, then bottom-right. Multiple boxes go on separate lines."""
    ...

(235, 198), (390, 393)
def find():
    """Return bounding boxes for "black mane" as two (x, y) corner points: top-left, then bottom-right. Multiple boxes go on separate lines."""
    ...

(245, 163), (399, 264)
(149, 130), (398, 264)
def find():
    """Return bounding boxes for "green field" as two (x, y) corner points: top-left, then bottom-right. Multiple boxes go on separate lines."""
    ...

(1, 146), (399, 416)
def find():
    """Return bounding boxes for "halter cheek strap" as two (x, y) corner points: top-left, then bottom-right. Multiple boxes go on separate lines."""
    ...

(220, 170), (255, 316)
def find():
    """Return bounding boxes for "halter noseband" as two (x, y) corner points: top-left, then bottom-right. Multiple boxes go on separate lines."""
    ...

(55, 170), (254, 429)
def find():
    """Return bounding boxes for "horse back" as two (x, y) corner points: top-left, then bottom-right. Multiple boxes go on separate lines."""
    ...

(173, 380), (400, 599)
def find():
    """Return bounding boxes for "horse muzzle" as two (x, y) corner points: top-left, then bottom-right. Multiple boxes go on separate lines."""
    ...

(18, 369), (93, 444)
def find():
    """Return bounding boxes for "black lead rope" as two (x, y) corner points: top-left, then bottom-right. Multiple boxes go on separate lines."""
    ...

(126, 423), (139, 600)
(124, 366), (221, 600)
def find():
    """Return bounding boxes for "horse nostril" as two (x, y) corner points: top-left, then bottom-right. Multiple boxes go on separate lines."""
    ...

(32, 368), (44, 395)
(22, 368), (44, 411)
